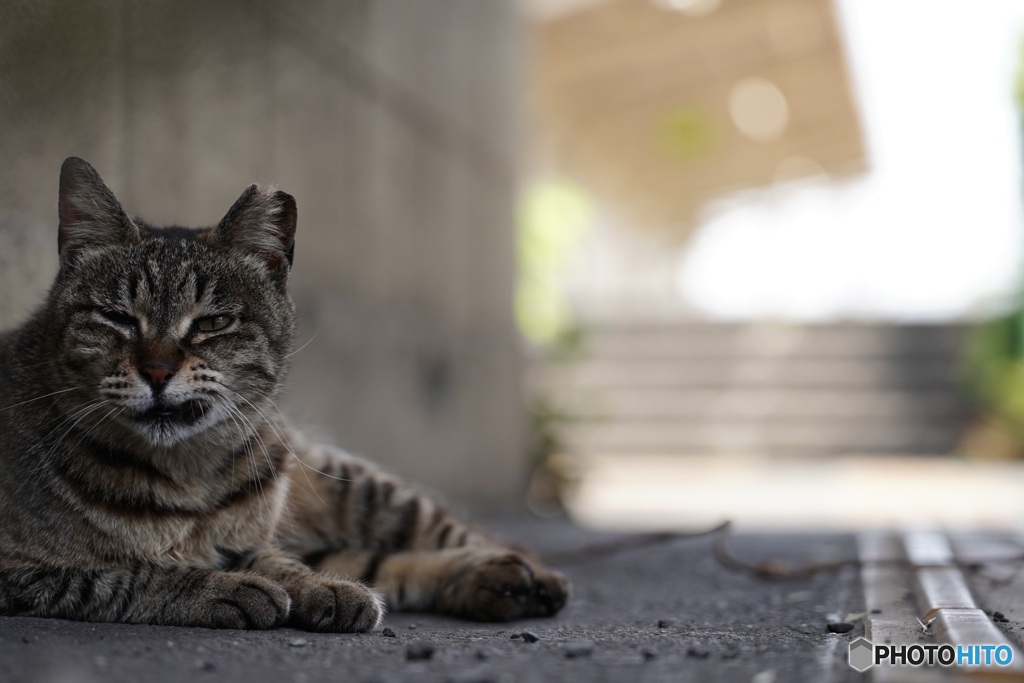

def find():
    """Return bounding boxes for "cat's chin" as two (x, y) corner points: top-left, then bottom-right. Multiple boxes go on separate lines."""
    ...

(132, 398), (208, 427)
(126, 399), (213, 447)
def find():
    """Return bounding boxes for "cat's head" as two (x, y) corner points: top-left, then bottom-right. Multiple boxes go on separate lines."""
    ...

(46, 157), (297, 448)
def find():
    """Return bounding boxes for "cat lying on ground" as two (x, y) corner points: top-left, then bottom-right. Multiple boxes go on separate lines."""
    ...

(0, 157), (568, 632)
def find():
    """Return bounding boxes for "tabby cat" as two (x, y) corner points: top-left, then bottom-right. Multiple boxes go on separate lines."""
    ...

(0, 157), (568, 632)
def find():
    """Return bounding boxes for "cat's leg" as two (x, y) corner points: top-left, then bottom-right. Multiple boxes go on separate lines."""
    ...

(278, 436), (570, 621)
(0, 564), (289, 629)
(235, 547), (383, 632)
(314, 547), (569, 621)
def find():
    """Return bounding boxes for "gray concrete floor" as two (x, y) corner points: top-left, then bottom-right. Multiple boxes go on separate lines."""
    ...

(0, 518), (866, 683)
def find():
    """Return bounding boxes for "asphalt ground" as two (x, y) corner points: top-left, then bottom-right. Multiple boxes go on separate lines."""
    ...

(0, 518), (867, 683)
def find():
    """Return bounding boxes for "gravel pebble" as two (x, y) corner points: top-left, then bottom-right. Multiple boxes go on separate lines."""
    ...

(288, 638), (310, 648)
(406, 642), (435, 661)
(519, 631), (540, 643)
(826, 622), (854, 634)
(720, 646), (740, 660)
(380, 628), (396, 638)
(686, 645), (710, 659)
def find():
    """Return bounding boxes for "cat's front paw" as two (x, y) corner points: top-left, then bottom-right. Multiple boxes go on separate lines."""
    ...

(201, 572), (291, 630)
(290, 574), (384, 633)
(442, 550), (570, 622)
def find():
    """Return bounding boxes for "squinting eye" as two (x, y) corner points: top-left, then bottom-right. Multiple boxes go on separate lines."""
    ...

(195, 315), (234, 333)
(100, 310), (137, 327)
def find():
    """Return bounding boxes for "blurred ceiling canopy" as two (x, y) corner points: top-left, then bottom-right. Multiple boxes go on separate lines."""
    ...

(527, 0), (865, 241)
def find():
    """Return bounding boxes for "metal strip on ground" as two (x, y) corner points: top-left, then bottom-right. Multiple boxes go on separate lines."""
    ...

(859, 531), (946, 683)
(901, 531), (1024, 680)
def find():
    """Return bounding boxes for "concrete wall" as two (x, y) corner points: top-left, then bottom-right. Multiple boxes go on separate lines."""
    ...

(0, 0), (528, 509)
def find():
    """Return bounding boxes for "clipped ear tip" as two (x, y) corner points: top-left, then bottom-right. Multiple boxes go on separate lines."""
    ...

(273, 189), (297, 214)
(214, 184), (298, 271)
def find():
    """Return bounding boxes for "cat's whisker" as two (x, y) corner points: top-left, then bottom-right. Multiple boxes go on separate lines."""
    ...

(6, 358), (66, 371)
(228, 403), (294, 528)
(24, 399), (110, 478)
(0, 386), (84, 412)
(214, 381), (352, 484)
(223, 389), (336, 510)
(221, 405), (262, 514)
(227, 387), (298, 452)
(224, 400), (299, 530)
(38, 400), (111, 466)
(229, 401), (280, 484)
(213, 384), (289, 470)
(216, 399), (273, 522)
(66, 403), (124, 458)
(99, 407), (129, 442)
(217, 398), (254, 467)
(283, 452), (354, 481)
(35, 400), (94, 434)
(283, 328), (320, 360)
(35, 398), (107, 442)
(209, 383), (326, 512)
(212, 394), (274, 471)
(213, 382), (349, 510)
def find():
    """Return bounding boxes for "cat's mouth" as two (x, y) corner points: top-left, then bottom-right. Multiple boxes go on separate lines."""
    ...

(133, 399), (208, 426)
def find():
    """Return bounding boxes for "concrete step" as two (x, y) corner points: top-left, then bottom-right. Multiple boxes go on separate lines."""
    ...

(537, 357), (964, 390)
(548, 388), (972, 421)
(579, 323), (968, 359)
(562, 419), (969, 455)
(536, 322), (974, 457)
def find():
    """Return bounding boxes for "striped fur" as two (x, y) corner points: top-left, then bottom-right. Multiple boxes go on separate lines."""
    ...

(0, 158), (568, 632)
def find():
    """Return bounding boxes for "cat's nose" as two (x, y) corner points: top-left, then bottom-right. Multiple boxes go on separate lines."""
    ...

(139, 363), (176, 390)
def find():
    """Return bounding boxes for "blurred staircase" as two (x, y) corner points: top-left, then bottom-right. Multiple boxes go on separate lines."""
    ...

(535, 323), (977, 457)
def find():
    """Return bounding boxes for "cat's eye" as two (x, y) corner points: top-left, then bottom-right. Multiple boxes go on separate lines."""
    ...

(99, 310), (137, 328)
(195, 315), (234, 333)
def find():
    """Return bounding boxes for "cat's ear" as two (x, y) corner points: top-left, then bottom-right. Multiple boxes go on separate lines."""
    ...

(57, 157), (140, 265)
(213, 185), (297, 272)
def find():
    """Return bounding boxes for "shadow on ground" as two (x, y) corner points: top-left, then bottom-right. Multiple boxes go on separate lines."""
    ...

(0, 518), (864, 683)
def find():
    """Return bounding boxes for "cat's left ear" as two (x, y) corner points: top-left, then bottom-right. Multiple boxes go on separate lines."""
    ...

(212, 185), (297, 272)
(58, 157), (141, 265)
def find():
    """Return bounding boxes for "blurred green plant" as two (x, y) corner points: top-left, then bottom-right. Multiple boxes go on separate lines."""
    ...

(524, 394), (583, 517)
(962, 37), (1024, 458)
(965, 313), (1024, 454)
(662, 106), (716, 163)
(516, 180), (593, 350)
(516, 179), (593, 513)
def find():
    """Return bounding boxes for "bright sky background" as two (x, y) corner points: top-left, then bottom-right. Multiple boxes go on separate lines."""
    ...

(677, 0), (1024, 321)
